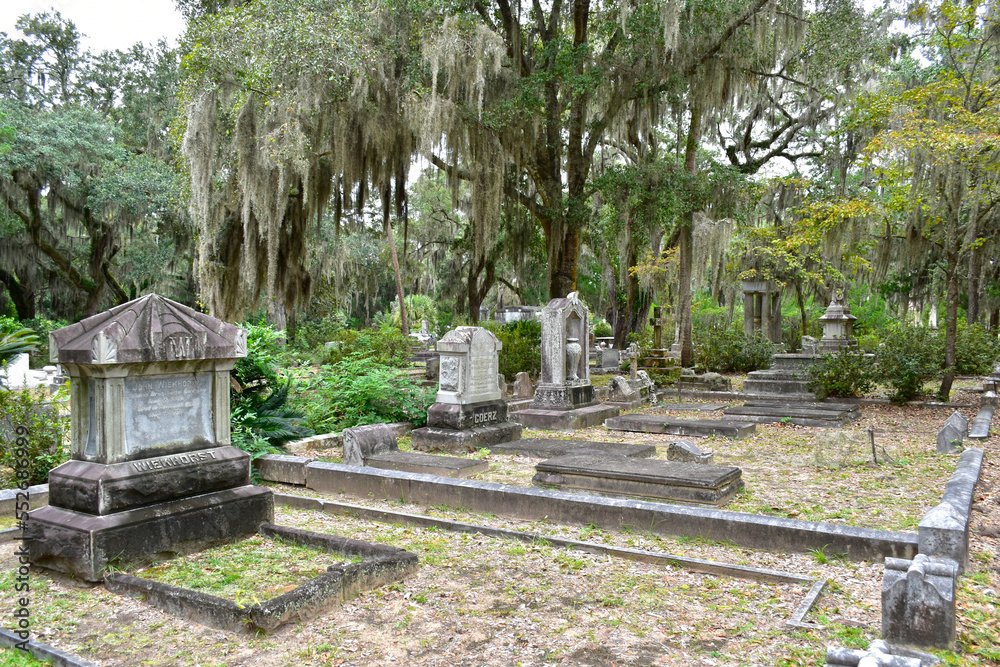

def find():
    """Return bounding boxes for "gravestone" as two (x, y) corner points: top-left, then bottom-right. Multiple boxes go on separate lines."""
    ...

(723, 401), (860, 427)
(968, 405), (994, 439)
(513, 372), (533, 399)
(640, 306), (679, 370)
(666, 439), (713, 464)
(882, 555), (959, 649)
(945, 411), (968, 436)
(818, 289), (858, 353)
(532, 454), (743, 506)
(605, 414), (755, 439)
(514, 293), (619, 430)
(342, 424), (399, 466)
(410, 327), (522, 452)
(364, 451), (489, 478)
(936, 424), (963, 454)
(26, 294), (272, 581)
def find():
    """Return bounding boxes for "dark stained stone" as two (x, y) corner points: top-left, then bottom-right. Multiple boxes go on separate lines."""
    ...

(604, 415), (755, 439)
(490, 438), (655, 459)
(532, 454), (743, 506)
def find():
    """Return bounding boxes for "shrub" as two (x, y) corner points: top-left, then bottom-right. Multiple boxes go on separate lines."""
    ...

(592, 319), (613, 339)
(231, 323), (313, 449)
(694, 322), (774, 373)
(874, 323), (941, 403)
(293, 311), (349, 351)
(954, 323), (1000, 376)
(0, 328), (39, 383)
(293, 358), (434, 433)
(0, 388), (68, 485)
(486, 319), (542, 379)
(806, 348), (876, 400)
(320, 322), (412, 367)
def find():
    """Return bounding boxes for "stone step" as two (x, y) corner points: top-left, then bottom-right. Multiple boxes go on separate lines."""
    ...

(512, 404), (621, 431)
(365, 451), (488, 478)
(490, 439), (656, 459)
(532, 454), (743, 506)
(769, 354), (822, 370)
(741, 400), (858, 413)
(656, 403), (729, 412)
(722, 405), (858, 427)
(745, 370), (808, 381)
(604, 415), (756, 439)
(743, 379), (815, 396)
(969, 405), (994, 439)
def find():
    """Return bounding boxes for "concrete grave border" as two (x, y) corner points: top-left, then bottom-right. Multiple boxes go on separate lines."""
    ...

(0, 627), (99, 667)
(275, 493), (830, 628)
(257, 456), (918, 561)
(103, 523), (417, 633)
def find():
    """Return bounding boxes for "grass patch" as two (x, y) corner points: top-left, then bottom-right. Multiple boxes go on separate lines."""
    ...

(130, 534), (355, 603)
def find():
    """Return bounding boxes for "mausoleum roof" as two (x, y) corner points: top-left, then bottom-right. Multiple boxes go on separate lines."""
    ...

(50, 294), (247, 365)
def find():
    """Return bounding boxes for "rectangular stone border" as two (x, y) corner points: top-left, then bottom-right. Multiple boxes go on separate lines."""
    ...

(0, 484), (48, 516)
(279, 460), (917, 561)
(0, 627), (98, 667)
(103, 523), (417, 633)
(918, 448), (985, 571)
(275, 493), (831, 628)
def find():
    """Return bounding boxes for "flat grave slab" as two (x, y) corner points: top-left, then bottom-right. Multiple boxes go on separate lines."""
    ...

(365, 451), (488, 478)
(490, 438), (656, 459)
(532, 454), (743, 506)
(604, 415), (755, 439)
(969, 405), (994, 439)
(722, 402), (860, 427)
(656, 403), (729, 411)
(513, 403), (620, 431)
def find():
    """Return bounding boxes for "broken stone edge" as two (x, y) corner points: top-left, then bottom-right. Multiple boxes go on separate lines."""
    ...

(103, 523), (417, 634)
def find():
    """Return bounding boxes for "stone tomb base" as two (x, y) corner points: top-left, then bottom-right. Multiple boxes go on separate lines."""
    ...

(513, 403), (620, 431)
(605, 414), (755, 439)
(365, 451), (489, 478)
(491, 438), (655, 459)
(411, 422), (522, 453)
(27, 485), (273, 582)
(532, 454), (744, 506)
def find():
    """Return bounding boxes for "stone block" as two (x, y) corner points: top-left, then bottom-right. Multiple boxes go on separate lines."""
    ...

(256, 454), (310, 486)
(512, 403), (620, 431)
(666, 440), (713, 464)
(490, 438), (655, 459)
(605, 415), (755, 439)
(426, 399), (509, 431)
(882, 555), (959, 650)
(935, 424), (963, 454)
(532, 454), (743, 506)
(969, 405), (994, 439)
(26, 485), (273, 582)
(365, 451), (489, 478)
(342, 424), (398, 467)
(410, 421), (522, 453)
(47, 446), (251, 515)
(513, 372), (533, 399)
(917, 502), (967, 572)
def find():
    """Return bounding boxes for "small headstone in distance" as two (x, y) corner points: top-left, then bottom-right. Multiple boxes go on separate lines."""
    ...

(513, 372), (533, 399)
(425, 356), (440, 381)
(343, 424), (399, 466)
(667, 440), (713, 464)
(935, 424), (963, 455)
(944, 411), (968, 437)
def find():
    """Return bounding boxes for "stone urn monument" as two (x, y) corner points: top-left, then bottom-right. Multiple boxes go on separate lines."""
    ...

(515, 293), (619, 430)
(26, 294), (273, 581)
(818, 288), (858, 353)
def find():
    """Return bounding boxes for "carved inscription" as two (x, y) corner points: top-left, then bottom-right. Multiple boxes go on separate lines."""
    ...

(131, 449), (217, 472)
(468, 354), (495, 397)
(473, 409), (498, 426)
(165, 334), (194, 360)
(124, 373), (214, 452)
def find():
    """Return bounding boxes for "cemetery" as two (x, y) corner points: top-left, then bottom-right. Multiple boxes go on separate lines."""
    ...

(1, 1), (999, 665)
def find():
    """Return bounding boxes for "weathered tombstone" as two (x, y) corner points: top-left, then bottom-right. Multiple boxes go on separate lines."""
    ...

(26, 294), (272, 581)
(800, 336), (819, 355)
(410, 327), (522, 452)
(514, 293), (619, 430)
(342, 423), (399, 466)
(425, 355), (440, 381)
(944, 411), (968, 437)
(650, 306), (668, 351)
(513, 371), (533, 399)
(420, 319), (430, 336)
(818, 289), (858, 353)
(936, 424), (963, 454)
(882, 555), (959, 650)
(667, 439), (713, 464)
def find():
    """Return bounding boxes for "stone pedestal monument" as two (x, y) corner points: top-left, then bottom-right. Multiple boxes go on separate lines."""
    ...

(514, 293), (619, 430)
(26, 294), (273, 581)
(640, 306), (678, 372)
(818, 289), (858, 353)
(410, 326), (522, 452)
(742, 280), (782, 343)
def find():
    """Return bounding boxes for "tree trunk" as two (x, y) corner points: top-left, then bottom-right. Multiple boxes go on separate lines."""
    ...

(678, 102), (702, 368)
(968, 246), (981, 325)
(795, 278), (807, 340)
(0, 269), (36, 320)
(384, 187), (407, 334)
(938, 257), (959, 401)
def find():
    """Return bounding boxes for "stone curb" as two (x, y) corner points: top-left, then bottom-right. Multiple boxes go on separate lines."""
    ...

(0, 627), (99, 667)
(259, 458), (918, 561)
(918, 448), (985, 571)
(0, 484), (48, 517)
